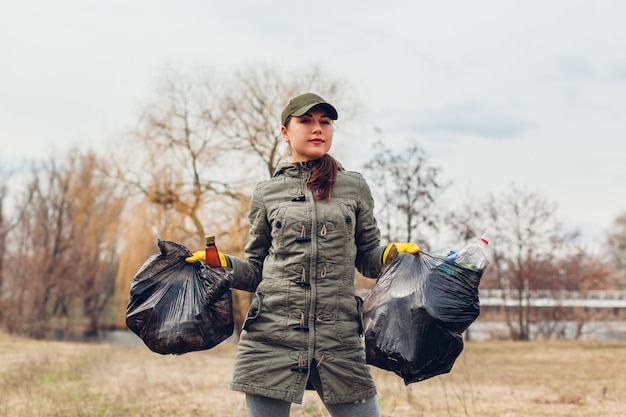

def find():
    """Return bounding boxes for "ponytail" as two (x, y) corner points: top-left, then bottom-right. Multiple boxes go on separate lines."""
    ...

(308, 154), (339, 201)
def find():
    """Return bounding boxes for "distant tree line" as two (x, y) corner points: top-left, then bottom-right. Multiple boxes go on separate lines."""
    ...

(0, 64), (624, 341)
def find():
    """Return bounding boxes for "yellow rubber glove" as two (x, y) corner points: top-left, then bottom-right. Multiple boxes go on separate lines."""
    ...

(383, 242), (420, 265)
(185, 250), (228, 267)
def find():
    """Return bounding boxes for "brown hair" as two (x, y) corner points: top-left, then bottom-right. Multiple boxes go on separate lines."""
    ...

(308, 154), (339, 201)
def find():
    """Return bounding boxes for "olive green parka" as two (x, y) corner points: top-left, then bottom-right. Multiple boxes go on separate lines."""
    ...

(227, 161), (386, 404)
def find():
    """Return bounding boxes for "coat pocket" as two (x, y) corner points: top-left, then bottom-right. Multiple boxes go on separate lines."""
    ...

(355, 296), (365, 337)
(242, 291), (264, 331)
(240, 291), (288, 344)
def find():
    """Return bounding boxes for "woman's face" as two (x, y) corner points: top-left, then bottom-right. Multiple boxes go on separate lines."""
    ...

(281, 107), (334, 162)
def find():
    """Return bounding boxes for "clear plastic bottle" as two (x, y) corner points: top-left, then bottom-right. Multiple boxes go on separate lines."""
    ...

(455, 237), (490, 270)
(205, 235), (223, 271)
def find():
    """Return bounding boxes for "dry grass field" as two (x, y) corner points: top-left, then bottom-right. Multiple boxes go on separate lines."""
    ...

(1, 332), (625, 417)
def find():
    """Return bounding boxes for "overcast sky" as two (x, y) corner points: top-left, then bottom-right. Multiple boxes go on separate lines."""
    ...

(1, 0), (625, 247)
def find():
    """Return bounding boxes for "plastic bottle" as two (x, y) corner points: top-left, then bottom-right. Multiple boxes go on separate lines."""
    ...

(205, 235), (223, 271)
(445, 249), (458, 261)
(455, 237), (490, 270)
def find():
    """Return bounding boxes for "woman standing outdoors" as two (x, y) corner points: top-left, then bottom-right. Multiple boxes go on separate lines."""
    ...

(187, 93), (419, 416)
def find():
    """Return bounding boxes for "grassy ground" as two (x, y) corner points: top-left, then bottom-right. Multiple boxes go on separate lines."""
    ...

(1, 332), (625, 416)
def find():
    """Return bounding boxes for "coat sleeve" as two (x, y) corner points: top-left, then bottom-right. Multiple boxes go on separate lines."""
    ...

(227, 184), (269, 292)
(354, 175), (386, 278)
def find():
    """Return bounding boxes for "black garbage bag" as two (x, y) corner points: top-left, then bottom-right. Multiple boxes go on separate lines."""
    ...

(362, 252), (481, 384)
(126, 239), (234, 355)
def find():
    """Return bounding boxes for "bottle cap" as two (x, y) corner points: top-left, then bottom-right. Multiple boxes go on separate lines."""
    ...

(205, 235), (216, 245)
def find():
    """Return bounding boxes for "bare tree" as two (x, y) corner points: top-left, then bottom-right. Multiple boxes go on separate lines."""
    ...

(67, 152), (126, 336)
(606, 211), (626, 289)
(0, 169), (20, 325)
(5, 150), (125, 338)
(9, 156), (74, 337)
(446, 189), (485, 249)
(554, 250), (610, 339)
(110, 64), (240, 244)
(363, 137), (449, 246)
(475, 184), (579, 340)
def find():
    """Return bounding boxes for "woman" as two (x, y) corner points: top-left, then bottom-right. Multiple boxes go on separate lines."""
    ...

(187, 93), (419, 417)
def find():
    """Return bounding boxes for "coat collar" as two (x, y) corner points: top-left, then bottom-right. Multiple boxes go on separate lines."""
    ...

(273, 158), (345, 178)
(273, 161), (313, 178)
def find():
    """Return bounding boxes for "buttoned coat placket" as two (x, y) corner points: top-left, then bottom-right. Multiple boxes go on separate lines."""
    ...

(228, 161), (386, 405)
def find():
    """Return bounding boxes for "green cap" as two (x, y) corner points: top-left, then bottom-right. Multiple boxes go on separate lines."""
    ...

(281, 93), (338, 126)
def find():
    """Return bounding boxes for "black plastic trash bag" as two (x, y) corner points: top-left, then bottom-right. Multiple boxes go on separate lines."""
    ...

(362, 252), (481, 384)
(126, 239), (234, 355)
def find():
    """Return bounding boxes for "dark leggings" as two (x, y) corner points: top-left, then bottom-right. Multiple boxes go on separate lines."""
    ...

(245, 365), (381, 417)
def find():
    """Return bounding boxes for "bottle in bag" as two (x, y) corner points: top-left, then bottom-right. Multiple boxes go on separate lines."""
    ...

(455, 237), (489, 270)
(435, 249), (458, 274)
(205, 235), (223, 271)
(445, 249), (458, 261)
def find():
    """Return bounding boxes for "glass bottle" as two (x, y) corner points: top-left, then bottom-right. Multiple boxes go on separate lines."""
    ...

(205, 235), (223, 270)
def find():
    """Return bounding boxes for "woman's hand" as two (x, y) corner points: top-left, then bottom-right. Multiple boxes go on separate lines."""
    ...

(185, 250), (228, 267)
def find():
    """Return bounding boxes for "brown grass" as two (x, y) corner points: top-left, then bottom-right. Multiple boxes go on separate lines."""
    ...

(1, 332), (625, 416)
